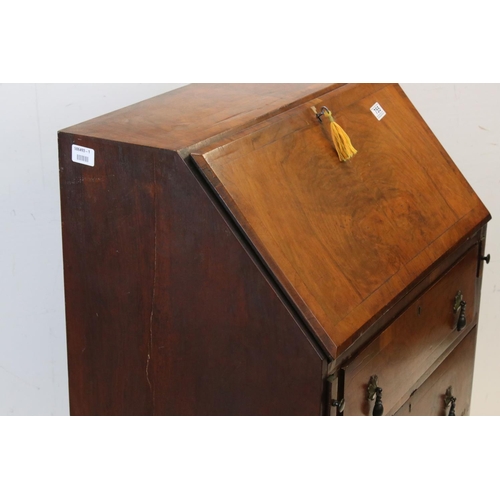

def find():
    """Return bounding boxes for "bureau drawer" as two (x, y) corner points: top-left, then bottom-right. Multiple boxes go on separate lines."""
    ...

(341, 244), (479, 416)
(394, 327), (477, 416)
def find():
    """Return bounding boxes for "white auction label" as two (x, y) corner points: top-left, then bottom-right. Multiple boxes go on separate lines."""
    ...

(370, 102), (386, 121)
(72, 145), (95, 166)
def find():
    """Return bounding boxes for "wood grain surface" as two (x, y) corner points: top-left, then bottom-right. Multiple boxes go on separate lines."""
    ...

(327, 229), (484, 371)
(59, 136), (157, 415)
(342, 245), (479, 416)
(394, 328), (477, 416)
(61, 83), (342, 153)
(58, 84), (491, 416)
(59, 134), (326, 415)
(192, 83), (490, 357)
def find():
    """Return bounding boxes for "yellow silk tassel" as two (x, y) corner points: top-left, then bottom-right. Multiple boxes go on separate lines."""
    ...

(318, 108), (357, 162)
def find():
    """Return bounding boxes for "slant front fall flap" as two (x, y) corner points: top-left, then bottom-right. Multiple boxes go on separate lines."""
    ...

(191, 83), (490, 358)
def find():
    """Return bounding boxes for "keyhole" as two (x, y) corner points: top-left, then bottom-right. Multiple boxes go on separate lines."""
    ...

(417, 306), (421, 316)
(409, 403), (412, 413)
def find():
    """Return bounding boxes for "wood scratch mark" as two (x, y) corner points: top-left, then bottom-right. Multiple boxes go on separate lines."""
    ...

(146, 158), (157, 407)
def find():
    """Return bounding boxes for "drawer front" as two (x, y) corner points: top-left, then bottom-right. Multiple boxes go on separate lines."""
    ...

(395, 327), (477, 416)
(342, 244), (478, 416)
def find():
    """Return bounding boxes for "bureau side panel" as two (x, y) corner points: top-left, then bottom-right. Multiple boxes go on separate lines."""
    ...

(59, 133), (156, 415)
(59, 134), (325, 415)
(151, 153), (325, 415)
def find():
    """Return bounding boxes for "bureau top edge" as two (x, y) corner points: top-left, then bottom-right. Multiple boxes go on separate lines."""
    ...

(59, 83), (348, 153)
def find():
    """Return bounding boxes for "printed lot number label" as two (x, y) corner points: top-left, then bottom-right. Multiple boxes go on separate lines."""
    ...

(72, 145), (95, 166)
(370, 102), (386, 121)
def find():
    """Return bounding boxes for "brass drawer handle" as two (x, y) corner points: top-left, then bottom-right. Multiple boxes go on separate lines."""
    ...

(445, 387), (456, 416)
(367, 375), (384, 416)
(457, 301), (467, 331)
(453, 291), (467, 332)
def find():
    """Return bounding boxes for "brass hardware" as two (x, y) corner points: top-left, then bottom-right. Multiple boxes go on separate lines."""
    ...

(481, 254), (491, 264)
(454, 291), (467, 332)
(449, 401), (456, 416)
(314, 105), (331, 123)
(367, 375), (384, 416)
(331, 398), (345, 413)
(367, 375), (379, 401)
(373, 388), (384, 416)
(327, 373), (345, 414)
(457, 301), (467, 331)
(445, 387), (456, 416)
(453, 291), (463, 313)
(444, 386), (454, 406)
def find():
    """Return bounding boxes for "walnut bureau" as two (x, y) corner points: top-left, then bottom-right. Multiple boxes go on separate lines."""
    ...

(59, 83), (491, 415)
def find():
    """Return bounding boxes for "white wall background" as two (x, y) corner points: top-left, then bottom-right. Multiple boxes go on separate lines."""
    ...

(0, 84), (187, 415)
(0, 83), (498, 415)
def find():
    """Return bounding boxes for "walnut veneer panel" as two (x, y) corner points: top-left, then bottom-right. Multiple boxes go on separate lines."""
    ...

(192, 83), (490, 357)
